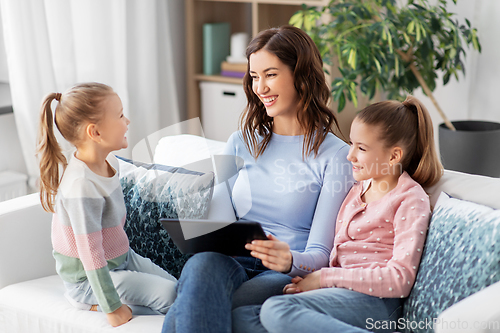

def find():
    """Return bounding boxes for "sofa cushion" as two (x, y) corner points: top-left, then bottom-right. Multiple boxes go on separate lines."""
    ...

(153, 134), (239, 222)
(425, 169), (500, 210)
(153, 134), (226, 171)
(117, 156), (215, 279)
(402, 192), (500, 332)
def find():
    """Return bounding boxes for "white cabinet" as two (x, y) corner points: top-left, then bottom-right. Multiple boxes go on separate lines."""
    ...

(200, 81), (246, 142)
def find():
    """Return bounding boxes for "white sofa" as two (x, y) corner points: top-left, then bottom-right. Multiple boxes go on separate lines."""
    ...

(0, 134), (499, 333)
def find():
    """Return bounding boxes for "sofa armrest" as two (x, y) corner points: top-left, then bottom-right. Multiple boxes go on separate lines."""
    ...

(0, 193), (56, 289)
(435, 281), (500, 333)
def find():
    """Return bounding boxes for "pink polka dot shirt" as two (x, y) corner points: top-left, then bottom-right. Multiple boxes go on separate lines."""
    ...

(320, 172), (431, 298)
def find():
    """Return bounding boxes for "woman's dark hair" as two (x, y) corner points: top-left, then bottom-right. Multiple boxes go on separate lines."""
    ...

(355, 95), (443, 188)
(240, 25), (342, 159)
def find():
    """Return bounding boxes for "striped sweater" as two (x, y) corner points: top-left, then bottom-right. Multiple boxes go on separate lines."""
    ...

(52, 153), (129, 313)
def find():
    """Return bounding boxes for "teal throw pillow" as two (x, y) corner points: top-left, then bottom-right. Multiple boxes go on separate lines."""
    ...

(117, 156), (214, 278)
(402, 192), (500, 332)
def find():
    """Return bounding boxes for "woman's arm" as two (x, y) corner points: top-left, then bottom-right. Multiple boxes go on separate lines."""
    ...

(220, 131), (241, 189)
(287, 145), (353, 276)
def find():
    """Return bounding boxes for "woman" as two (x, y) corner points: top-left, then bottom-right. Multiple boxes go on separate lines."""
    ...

(162, 25), (353, 333)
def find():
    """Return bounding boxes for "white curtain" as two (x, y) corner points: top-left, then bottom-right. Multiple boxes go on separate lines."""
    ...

(0, 0), (182, 189)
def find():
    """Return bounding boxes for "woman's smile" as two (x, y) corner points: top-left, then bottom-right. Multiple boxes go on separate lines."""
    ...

(261, 95), (278, 107)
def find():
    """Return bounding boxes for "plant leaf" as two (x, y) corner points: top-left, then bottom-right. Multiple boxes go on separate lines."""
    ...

(394, 55), (399, 77)
(338, 92), (346, 112)
(289, 12), (304, 29)
(348, 82), (358, 107)
(407, 20), (415, 34)
(348, 48), (357, 70)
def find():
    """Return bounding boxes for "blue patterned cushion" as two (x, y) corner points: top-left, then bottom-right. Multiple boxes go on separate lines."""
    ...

(402, 192), (500, 332)
(117, 156), (214, 278)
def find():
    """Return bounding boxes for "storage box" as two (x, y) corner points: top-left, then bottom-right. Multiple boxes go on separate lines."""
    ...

(203, 22), (231, 75)
(200, 82), (247, 142)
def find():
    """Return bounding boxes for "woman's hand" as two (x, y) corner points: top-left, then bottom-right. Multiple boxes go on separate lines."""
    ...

(106, 304), (132, 327)
(283, 270), (321, 294)
(245, 234), (293, 273)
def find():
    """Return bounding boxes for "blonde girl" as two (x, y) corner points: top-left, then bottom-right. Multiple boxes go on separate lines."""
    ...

(233, 95), (443, 333)
(37, 82), (177, 327)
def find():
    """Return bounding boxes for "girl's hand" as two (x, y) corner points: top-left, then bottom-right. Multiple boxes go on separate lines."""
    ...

(106, 304), (132, 327)
(283, 276), (302, 294)
(245, 234), (293, 273)
(283, 282), (301, 294)
(283, 271), (321, 294)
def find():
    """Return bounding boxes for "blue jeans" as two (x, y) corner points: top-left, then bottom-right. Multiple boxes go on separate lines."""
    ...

(162, 252), (292, 333)
(232, 288), (403, 333)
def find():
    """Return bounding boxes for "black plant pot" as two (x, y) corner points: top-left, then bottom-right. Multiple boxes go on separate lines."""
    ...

(439, 120), (500, 178)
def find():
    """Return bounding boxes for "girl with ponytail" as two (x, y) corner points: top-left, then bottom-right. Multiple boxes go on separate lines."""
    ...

(36, 83), (177, 327)
(233, 95), (443, 333)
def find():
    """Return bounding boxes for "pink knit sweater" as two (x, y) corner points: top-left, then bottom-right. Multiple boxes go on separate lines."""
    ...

(320, 172), (431, 298)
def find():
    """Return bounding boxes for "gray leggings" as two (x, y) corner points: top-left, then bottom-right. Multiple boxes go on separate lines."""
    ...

(64, 248), (177, 315)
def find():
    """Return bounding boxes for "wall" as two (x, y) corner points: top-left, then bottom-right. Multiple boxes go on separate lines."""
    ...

(410, 1), (500, 151)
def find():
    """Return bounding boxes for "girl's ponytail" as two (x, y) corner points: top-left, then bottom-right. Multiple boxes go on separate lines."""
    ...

(402, 96), (443, 188)
(37, 93), (67, 213)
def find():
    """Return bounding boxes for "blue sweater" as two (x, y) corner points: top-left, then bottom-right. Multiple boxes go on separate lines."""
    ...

(223, 131), (354, 276)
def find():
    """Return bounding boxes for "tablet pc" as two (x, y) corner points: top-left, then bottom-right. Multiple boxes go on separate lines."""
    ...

(159, 219), (267, 257)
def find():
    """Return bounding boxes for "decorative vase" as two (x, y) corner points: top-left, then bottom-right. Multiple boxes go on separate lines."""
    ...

(439, 120), (500, 178)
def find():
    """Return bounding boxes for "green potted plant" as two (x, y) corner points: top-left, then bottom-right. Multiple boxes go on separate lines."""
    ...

(290, 0), (500, 177)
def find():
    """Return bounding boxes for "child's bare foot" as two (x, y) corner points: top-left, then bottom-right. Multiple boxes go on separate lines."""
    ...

(106, 304), (132, 327)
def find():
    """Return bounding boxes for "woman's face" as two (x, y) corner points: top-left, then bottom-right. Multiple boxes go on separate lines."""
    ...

(249, 49), (299, 121)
